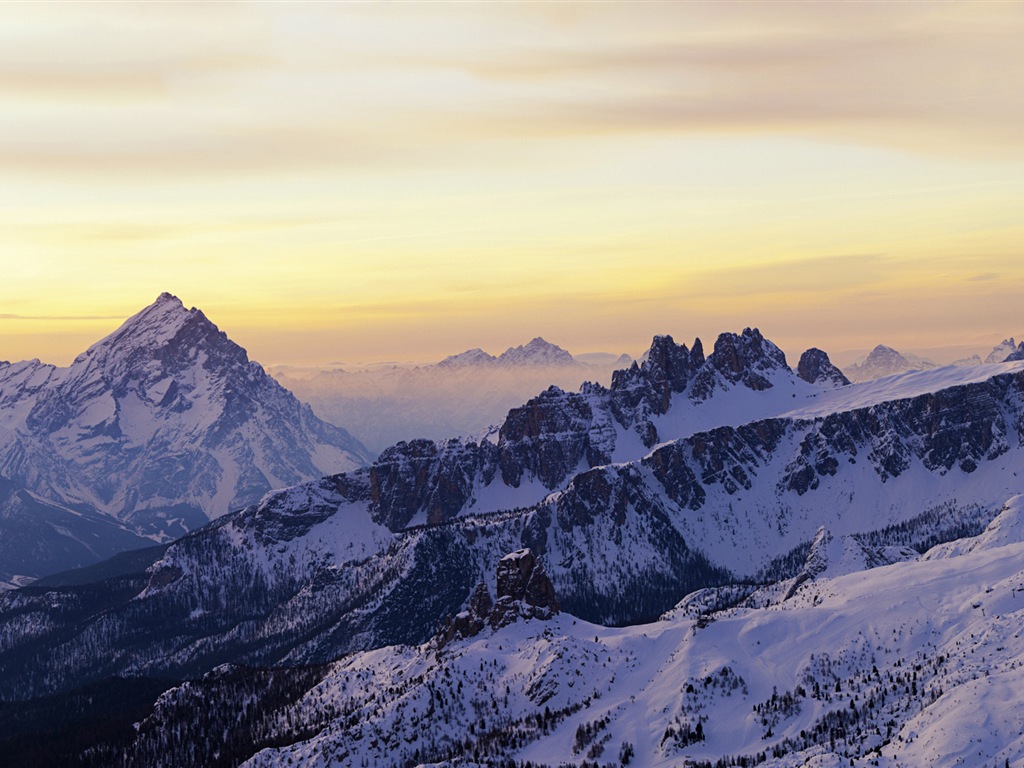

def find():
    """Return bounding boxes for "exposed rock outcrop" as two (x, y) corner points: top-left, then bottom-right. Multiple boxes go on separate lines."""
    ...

(492, 548), (560, 621)
(438, 548), (559, 646)
(690, 328), (789, 400)
(608, 335), (704, 445)
(498, 387), (594, 489)
(369, 438), (496, 529)
(796, 348), (850, 388)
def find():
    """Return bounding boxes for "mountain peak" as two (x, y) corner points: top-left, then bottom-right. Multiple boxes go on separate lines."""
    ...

(868, 344), (901, 360)
(1005, 342), (1024, 363)
(497, 337), (575, 367)
(134, 290), (190, 322)
(77, 291), (207, 366)
(845, 344), (934, 383)
(985, 338), (1018, 364)
(155, 290), (183, 306)
(436, 338), (576, 369)
(437, 348), (498, 368)
(689, 327), (789, 399)
(796, 347), (850, 388)
(10, 294), (369, 542)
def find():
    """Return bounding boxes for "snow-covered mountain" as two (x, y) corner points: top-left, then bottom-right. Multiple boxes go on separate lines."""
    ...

(952, 353), (983, 366)
(438, 337), (579, 369)
(52, 496), (1024, 768)
(0, 477), (153, 589)
(844, 344), (936, 382)
(986, 337), (1019, 364)
(951, 338), (1020, 367)
(4, 327), (1024, 763)
(0, 293), (370, 584)
(437, 347), (500, 368)
(5, 328), (1024, 710)
(496, 337), (579, 368)
(1004, 341), (1024, 362)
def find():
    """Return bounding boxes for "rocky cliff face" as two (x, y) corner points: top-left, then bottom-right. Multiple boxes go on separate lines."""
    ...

(690, 327), (789, 400)
(369, 438), (495, 529)
(498, 387), (595, 489)
(356, 328), (810, 530)
(796, 348), (851, 388)
(608, 334), (704, 444)
(491, 548), (560, 622)
(438, 547), (559, 645)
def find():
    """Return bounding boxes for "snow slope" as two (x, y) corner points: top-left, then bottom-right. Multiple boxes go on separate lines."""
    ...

(237, 497), (1024, 768)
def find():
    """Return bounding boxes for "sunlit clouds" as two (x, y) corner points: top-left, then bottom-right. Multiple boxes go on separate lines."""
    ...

(2, 2), (1023, 366)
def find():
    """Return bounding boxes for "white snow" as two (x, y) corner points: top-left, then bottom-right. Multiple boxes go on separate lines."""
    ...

(782, 361), (1024, 421)
(0, 293), (369, 539)
(241, 494), (1024, 768)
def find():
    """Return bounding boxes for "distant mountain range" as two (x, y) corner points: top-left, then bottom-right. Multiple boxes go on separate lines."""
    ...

(0, 293), (370, 586)
(438, 337), (580, 368)
(274, 339), (633, 455)
(846, 338), (1023, 382)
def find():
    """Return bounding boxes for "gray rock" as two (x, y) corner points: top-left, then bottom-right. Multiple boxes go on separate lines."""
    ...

(796, 348), (850, 388)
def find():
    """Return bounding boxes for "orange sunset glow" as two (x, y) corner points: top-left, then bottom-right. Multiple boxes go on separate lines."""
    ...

(2, 2), (1023, 367)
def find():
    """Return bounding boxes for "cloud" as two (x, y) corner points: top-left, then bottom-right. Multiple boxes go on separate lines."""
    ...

(674, 254), (888, 301)
(397, 4), (1024, 156)
(2, 3), (1023, 181)
(0, 314), (124, 321)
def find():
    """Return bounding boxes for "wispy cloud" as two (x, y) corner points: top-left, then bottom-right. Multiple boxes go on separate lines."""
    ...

(2, 3), (1023, 179)
(3, 3), (1023, 366)
(0, 314), (124, 321)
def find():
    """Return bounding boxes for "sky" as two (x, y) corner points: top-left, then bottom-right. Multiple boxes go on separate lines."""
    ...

(2, 2), (1023, 367)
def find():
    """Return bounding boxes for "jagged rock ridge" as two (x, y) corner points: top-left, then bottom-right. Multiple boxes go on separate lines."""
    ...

(1004, 341), (1024, 362)
(368, 328), (803, 531)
